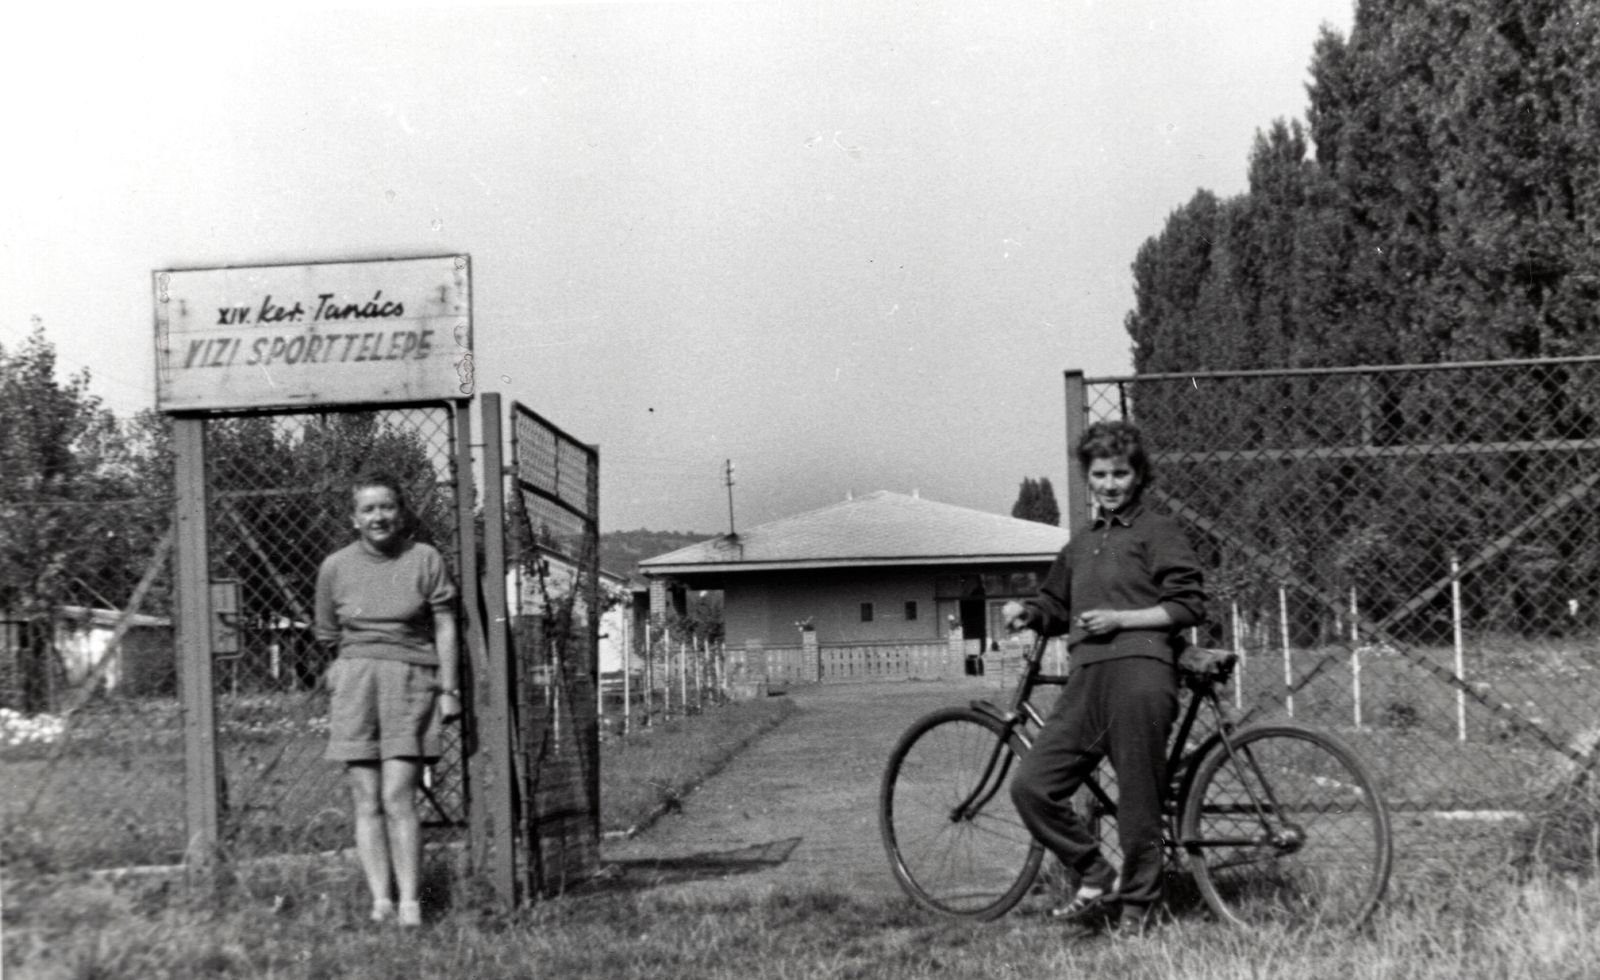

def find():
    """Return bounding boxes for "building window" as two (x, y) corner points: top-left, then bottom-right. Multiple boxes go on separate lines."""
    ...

(860, 602), (874, 622)
(905, 601), (918, 621)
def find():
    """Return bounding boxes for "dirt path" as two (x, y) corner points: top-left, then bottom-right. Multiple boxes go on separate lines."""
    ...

(600, 678), (1004, 902)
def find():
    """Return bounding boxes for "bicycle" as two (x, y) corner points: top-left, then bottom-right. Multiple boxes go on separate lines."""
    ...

(879, 633), (1392, 928)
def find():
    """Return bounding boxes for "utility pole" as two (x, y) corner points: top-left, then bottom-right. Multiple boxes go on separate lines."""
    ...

(724, 459), (737, 536)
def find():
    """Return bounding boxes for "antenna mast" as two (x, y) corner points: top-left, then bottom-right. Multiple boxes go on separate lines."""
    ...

(724, 459), (736, 536)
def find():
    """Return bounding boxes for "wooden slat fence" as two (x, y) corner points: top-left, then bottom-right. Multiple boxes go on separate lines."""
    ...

(752, 639), (966, 686)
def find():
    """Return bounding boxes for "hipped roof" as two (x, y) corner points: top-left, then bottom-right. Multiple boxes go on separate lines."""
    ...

(640, 491), (1070, 576)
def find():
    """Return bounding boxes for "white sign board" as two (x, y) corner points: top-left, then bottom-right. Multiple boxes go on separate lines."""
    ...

(154, 256), (471, 412)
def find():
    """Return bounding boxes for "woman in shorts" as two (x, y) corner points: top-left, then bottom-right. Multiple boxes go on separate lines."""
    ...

(316, 473), (460, 927)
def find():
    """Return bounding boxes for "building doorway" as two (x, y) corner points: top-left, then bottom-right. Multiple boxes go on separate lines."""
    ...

(959, 598), (987, 674)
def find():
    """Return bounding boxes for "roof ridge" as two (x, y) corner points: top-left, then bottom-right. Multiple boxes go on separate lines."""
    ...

(639, 489), (1068, 569)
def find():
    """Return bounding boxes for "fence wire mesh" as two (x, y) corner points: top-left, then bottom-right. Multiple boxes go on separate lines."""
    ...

(1, 486), (178, 875)
(508, 402), (601, 896)
(1085, 357), (1600, 872)
(203, 406), (466, 861)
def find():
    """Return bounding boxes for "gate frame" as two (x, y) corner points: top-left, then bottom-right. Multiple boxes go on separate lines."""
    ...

(506, 398), (603, 897)
(169, 399), (510, 881)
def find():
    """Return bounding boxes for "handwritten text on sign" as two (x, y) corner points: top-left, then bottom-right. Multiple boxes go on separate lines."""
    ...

(155, 256), (472, 411)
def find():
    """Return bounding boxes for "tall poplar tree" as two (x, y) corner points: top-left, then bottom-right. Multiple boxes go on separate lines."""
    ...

(1127, 0), (1600, 371)
(1011, 477), (1061, 526)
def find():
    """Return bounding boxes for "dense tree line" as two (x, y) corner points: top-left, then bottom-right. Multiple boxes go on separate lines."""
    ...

(1, 325), (459, 702)
(1121, 0), (1600, 642)
(0, 326), (172, 623)
(1128, 0), (1600, 371)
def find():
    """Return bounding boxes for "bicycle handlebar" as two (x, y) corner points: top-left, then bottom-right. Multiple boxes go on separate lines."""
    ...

(1020, 629), (1087, 664)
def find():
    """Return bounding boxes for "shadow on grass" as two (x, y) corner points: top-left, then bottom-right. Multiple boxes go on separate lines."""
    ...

(579, 837), (804, 894)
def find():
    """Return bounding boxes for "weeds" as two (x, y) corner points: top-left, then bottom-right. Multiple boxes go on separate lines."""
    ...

(1517, 770), (1600, 877)
(601, 696), (796, 835)
(9, 858), (1600, 980)
(12, 691), (1600, 977)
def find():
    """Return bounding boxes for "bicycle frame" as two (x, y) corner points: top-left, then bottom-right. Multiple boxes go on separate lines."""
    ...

(963, 633), (1250, 849)
(883, 631), (1392, 927)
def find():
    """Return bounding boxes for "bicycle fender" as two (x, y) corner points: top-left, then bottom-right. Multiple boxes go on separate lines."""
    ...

(969, 699), (1020, 727)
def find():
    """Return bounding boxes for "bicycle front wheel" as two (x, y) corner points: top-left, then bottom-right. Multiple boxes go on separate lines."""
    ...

(1180, 723), (1392, 929)
(880, 707), (1043, 920)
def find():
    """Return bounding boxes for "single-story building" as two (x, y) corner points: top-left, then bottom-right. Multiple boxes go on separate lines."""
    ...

(639, 491), (1070, 654)
(0, 606), (176, 709)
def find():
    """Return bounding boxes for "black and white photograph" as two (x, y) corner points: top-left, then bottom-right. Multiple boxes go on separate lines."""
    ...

(4, 1), (1599, 976)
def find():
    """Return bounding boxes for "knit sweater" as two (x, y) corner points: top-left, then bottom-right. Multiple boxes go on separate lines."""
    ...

(313, 538), (456, 665)
(1022, 501), (1206, 665)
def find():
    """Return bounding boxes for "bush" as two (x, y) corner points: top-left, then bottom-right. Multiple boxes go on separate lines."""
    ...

(1517, 769), (1600, 876)
(1381, 699), (1421, 732)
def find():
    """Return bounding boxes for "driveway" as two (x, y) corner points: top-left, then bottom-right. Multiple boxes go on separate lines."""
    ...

(600, 677), (1005, 901)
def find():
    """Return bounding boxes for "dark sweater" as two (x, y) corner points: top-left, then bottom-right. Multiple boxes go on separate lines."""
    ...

(1022, 500), (1206, 665)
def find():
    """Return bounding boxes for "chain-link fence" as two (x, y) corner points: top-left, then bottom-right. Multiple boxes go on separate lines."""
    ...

(5, 397), (621, 897)
(0, 487), (179, 875)
(1079, 357), (1600, 873)
(201, 406), (467, 861)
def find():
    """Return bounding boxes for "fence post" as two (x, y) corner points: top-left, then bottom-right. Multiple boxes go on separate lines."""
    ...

(174, 416), (220, 872)
(1452, 554), (1467, 742)
(1230, 600), (1244, 711)
(622, 609), (631, 736)
(1279, 587), (1293, 718)
(474, 394), (516, 905)
(678, 637), (688, 715)
(1063, 370), (1090, 528)
(1350, 585), (1362, 730)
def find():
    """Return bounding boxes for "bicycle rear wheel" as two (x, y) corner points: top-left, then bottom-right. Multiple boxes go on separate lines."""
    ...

(880, 707), (1043, 920)
(1180, 723), (1392, 929)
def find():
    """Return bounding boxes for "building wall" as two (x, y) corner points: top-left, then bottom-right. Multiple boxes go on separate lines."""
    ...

(721, 564), (1047, 648)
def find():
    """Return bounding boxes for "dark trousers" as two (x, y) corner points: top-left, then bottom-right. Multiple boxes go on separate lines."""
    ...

(1009, 656), (1178, 908)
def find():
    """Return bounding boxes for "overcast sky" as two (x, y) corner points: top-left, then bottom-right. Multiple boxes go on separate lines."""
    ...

(2, 0), (1353, 533)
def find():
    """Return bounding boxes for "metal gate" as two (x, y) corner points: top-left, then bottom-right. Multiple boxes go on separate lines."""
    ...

(1072, 357), (1600, 869)
(504, 400), (601, 895)
(191, 404), (472, 860)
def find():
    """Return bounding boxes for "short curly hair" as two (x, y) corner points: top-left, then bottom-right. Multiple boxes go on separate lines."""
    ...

(348, 471), (415, 534)
(1074, 420), (1151, 488)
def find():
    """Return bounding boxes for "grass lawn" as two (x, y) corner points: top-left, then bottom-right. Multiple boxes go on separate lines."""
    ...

(1, 692), (796, 876)
(7, 857), (1598, 979)
(600, 696), (797, 836)
(8, 688), (1600, 978)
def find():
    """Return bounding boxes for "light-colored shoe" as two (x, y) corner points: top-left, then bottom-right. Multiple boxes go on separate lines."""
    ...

(371, 899), (395, 923)
(1048, 874), (1121, 922)
(397, 900), (423, 927)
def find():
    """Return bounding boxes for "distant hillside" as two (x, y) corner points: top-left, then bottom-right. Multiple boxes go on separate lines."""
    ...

(600, 529), (714, 580)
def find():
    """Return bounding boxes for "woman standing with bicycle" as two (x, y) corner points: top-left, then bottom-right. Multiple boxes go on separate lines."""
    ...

(1003, 420), (1206, 934)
